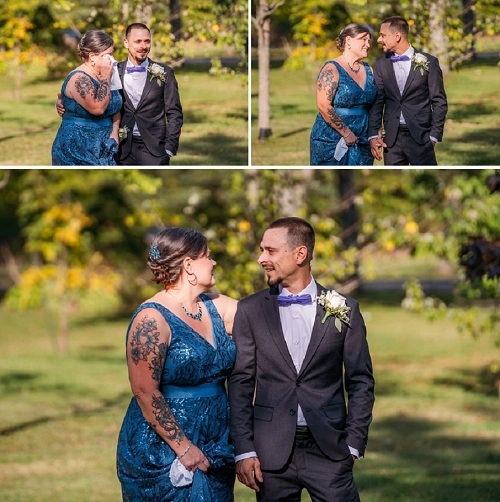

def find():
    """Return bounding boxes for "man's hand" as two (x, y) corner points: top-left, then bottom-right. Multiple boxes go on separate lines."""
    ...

(55, 93), (65, 117)
(370, 136), (386, 161)
(236, 457), (263, 492)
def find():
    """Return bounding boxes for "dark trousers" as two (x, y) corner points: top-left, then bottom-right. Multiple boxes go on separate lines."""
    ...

(256, 433), (360, 502)
(120, 136), (170, 166)
(384, 126), (438, 166)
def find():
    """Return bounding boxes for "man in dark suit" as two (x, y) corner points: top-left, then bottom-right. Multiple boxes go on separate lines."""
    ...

(368, 16), (448, 165)
(228, 217), (375, 501)
(118, 23), (183, 165)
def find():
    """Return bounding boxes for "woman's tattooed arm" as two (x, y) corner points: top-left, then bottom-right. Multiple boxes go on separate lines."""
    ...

(74, 74), (110, 102)
(316, 64), (349, 136)
(127, 312), (185, 445)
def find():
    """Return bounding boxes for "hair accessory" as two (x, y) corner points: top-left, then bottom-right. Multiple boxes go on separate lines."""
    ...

(149, 242), (161, 260)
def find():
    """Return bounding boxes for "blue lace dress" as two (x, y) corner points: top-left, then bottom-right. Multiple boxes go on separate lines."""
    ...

(310, 61), (377, 166)
(117, 294), (236, 502)
(52, 70), (122, 165)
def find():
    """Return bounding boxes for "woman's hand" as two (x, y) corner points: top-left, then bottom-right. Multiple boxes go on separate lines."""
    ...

(344, 130), (358, 146)
(96, 54), (113, 80)
(178, 443), (211, 473)
(110, 126), (119, 146)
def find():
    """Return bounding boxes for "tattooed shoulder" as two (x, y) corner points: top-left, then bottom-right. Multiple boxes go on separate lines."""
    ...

(129, 313), (168, 373)
(317, 64), (339, 102)
(74, 74), (95, 100)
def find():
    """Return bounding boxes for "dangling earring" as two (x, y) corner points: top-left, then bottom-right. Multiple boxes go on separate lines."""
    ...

(91, 60), (95, 66)
(347, 44), (351, 50)
(187, 272), (198, 286)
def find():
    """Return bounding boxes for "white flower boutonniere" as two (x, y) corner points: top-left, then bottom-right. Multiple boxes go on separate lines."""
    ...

(316, 290), (351, 331)
(412, 53), (430, 75)
(118, 126), (130, 142)
(148, 63), (167, 86)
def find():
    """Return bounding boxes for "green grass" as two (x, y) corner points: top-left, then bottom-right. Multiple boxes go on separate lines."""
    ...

(1, 297), (499, 501)
(0, 66), (247, 166)
(251, 58), (500, 166)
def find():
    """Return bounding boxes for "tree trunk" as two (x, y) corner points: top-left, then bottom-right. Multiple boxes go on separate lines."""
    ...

(429, 0), (450, 75)
(462, 0), (476, 54)
(337, 170), (360, 293)
(279, 170), (314, 216)
(170, 0), (182, 41)
(257, 0), (272, 141)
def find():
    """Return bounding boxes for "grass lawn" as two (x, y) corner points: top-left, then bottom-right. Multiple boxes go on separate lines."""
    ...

(0, 296), (499, 501)
(251, 58), (500, 166)
(0, 66), (248, 166)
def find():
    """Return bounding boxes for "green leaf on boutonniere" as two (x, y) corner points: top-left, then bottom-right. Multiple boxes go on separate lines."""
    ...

(335, 317), (342, 332)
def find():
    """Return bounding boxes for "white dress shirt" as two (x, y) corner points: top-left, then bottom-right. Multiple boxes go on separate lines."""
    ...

(234, 276), (359, 463)
(123, 58), (149, 137)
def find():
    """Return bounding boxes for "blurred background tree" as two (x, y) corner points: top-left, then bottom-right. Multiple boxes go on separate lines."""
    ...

(1, 169), (499, 352)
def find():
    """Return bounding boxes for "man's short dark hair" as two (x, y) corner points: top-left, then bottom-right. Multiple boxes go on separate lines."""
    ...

(381, 16), (409, 39)
(266, 217), (315, 262)
(125, 23), (151, 39)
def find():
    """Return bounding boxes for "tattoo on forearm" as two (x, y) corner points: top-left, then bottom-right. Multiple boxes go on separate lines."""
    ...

(151, 394), (185, 444)
(75, 74), (109, 102)
(327, 107), (348, 134)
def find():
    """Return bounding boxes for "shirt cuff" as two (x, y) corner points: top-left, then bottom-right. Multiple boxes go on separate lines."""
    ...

(429, 136), (439, 144)
(367, 135), (379, 141)
(166, 149), (175, 157)
(235, 451), (258, 463)
(348, 446), (360, 459)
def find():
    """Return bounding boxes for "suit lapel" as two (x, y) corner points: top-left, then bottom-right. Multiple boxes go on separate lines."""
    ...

(401, 51), (418, 97)
(383, 55), (400, 95)
(262, 290), (297, 375)
(298, 283), (331, 377)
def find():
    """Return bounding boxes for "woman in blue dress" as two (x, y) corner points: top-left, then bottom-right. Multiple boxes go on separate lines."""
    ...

(310, 24), (377, 166)
(117, 227), (238, 501)
(52, 30), (122, 165)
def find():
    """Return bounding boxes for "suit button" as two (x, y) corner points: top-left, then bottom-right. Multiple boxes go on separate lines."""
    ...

(296, 381), (301, 387)
(289, 409), (296, 416)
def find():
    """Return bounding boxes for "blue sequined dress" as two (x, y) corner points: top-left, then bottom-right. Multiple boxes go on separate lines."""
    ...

(117, 294), (236, 502)
(52, 70), (122, 165)
(310, 61), (377, 166)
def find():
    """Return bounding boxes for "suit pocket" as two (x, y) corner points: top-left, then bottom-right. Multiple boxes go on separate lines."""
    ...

(254, 404), (274, 422)
(323, 403), (347, 430)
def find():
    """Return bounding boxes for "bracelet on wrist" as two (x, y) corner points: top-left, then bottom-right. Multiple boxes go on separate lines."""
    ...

(112, 125), (119, 128)
(177, 441), (192, 459)
(343, 131), (352, 138)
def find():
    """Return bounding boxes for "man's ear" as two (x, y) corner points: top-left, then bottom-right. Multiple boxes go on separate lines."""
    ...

(295, 245), (308, 265)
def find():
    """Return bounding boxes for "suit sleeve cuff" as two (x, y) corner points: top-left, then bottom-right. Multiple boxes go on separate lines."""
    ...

(235, 451), (258, 463)
(348, 446), (360, 459)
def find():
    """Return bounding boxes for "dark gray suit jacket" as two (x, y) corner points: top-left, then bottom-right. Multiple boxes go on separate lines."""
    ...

(368, 50), (447, 147)
(117, 60), (183, 159)
(228, 283), (375, 471)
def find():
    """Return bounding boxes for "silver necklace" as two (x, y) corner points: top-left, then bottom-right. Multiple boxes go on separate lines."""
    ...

(167, 291), (202, 322)
(343, 55), (361, 74)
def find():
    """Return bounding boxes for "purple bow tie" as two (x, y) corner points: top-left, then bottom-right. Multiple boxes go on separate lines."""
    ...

(126, 66), (146, 72)
(277, 294), (312, 306)
(390, 55), (410, 62)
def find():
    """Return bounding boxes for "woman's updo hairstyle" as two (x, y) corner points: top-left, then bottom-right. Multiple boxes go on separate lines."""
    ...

(148, 227), (209, 287)
(77, 30), (114, 61)
(336, 23), (372, 52)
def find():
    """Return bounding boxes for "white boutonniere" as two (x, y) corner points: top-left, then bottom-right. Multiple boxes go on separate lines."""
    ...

(118, 126), (130, 142)
(411, 53), (430, 75)
(148, 63), (166, 86)
(316, 290), (351, 331)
